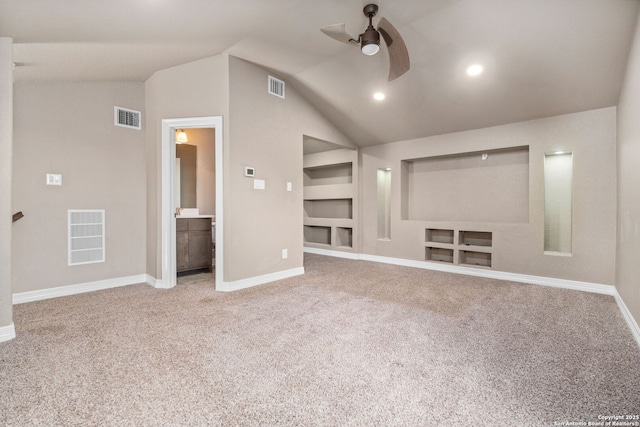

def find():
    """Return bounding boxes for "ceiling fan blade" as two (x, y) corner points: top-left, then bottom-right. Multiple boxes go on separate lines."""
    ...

(378, 17), (410, 81)
(321, 24), (358, 45)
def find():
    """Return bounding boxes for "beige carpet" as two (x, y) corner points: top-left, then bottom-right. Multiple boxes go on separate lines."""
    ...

(1, 254), (639, 426)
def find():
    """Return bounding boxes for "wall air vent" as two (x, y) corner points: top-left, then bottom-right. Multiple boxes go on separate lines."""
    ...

(114, 106), (142, 130)
(68, 210), (105, 266)
(268, 75), (285, 99)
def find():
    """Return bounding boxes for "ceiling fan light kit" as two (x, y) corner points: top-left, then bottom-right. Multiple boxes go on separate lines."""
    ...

(321, 3), (410, 82)
(361, 4), (381, 55)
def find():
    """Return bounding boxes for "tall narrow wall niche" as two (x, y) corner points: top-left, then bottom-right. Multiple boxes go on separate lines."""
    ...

(377, 168), (391, 240)
(544, 152), (573, 255)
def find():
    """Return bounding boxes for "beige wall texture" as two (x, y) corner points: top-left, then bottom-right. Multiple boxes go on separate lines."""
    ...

(12, 82), (146, 293)
(186, 128), (216, 216)
(144, 55), (230, 279)
(225, 56), (355, 281)
(0, 38), (13, 330)
(360, 107), (617, 285)
(616, 10), (640, 327)
(144, 54), (354, 283)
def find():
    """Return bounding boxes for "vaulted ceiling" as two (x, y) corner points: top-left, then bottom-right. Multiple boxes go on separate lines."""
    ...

(2, 0), (638, 146)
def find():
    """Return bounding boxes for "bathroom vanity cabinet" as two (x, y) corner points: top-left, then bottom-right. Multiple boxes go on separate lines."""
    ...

(176, 217), (212, 273)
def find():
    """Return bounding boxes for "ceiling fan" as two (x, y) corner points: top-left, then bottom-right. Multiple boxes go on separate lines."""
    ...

(321, 4), (410, 82)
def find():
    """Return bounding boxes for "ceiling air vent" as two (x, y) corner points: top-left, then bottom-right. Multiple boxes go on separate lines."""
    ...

(268, 75), (285, 99)
(114, 106), (142, 130)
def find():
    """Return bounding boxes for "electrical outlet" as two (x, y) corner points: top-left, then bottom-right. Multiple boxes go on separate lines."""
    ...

(287, 182), (292, 192)
(282, 249), (288, 259)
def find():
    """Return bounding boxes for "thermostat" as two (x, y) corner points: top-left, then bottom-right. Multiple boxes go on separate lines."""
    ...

(244, 167), (255, 177)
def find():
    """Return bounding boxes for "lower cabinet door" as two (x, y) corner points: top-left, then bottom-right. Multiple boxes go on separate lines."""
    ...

(176, 231), (189, 272)
(188, 231), (212, 270)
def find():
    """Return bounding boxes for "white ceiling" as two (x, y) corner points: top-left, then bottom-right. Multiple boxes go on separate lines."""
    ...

(2, 0), (639, 146)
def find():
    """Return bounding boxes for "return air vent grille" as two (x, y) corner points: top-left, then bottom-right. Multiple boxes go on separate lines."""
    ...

(114, 106), (142, 130)
(268, 75), (285, 99)
(68, 210), (105, 266)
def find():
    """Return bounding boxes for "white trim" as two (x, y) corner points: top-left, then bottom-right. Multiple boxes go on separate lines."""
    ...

(303, 246), (360, 260)
(358, 253), (616, 295)
(12, 274), (147, 304)
(318, 251), (639, 347)
(614, 292), (640, 348)
(144, 274), (168, 289)
(161, 117), (223, 290)
(0, 322), (15, 343)
(217, 267), (305, 292)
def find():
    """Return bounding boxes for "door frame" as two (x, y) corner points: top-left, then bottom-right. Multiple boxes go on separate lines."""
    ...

(160, 116), (223, 289)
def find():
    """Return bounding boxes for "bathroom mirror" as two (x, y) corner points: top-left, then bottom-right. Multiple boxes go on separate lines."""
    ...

(176, 144), (197, 208)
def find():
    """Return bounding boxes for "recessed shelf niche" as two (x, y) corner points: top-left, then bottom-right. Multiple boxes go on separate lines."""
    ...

(303, 141), (357, 253)
(426, 247), (454, 263)
(459, 231), (492, 247)
(303, 162), (352, 186)
(336, 227), (353, 248)
(401, 146), (529, 223)
(304, 199), (353, 219)
(304, 225), (331, 246)
(459, 250), (492, 268)
(426, 228), (454, 244)
(424, 227), (494, 269)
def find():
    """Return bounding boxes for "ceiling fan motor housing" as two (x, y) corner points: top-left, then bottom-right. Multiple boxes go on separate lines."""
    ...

(361, 26), (380, 55)
(361, 4), (381, 55)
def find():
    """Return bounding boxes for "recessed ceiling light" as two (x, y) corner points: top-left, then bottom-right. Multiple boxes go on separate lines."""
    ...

(466, 64), (484, 77)
(373, 92), (385, 101)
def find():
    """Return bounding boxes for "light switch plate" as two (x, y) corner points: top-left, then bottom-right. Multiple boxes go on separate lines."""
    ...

(253, 179), (265, 190)
(46, 173), (62, 186)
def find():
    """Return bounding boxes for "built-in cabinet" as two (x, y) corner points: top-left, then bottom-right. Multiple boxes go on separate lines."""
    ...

(177, 218), (212, 273)
(303, 149), (357, 253)
(425, 228), (493, 268)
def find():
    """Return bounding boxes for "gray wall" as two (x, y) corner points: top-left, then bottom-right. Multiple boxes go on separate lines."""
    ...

(12, 82), (146, 293)
(0, 38), (13, 332)
(226, 56), (355, 281)
(144, 54), (354, 283)
(144, 55), (230, 279)
(616, 10), (640, 326)
(360, 108), (617, 284)
(189, 128), (216, 216)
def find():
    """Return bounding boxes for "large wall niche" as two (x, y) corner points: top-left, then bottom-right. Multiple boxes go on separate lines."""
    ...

(401, 146), (529, 223)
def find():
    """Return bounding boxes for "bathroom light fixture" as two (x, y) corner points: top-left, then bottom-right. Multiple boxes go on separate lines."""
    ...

(175, 129), (188, 144)
(373, 92), (385, 101)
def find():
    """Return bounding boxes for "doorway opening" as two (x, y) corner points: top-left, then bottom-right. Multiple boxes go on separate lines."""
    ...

(160, 117), (223, 289)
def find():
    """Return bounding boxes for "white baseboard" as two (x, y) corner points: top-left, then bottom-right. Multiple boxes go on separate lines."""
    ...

(614, 293), (640, 348)
(358, 253), (616, 295)
(12, 274), (148, 304)
(317, 251), (638, 347)
(304, 247), (360, 260)
(145, 274), (169, 289)
(217, 267), (305, 292)
(0, 322), (15, 343)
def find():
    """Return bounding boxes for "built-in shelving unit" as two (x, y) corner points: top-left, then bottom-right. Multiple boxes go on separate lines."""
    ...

(303, 145), (357, 253)
(304, 225), (331, 246)
(425, 228), (493, 268)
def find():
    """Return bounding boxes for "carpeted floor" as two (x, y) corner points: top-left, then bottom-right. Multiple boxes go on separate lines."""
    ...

(1, 254), (639, 426)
